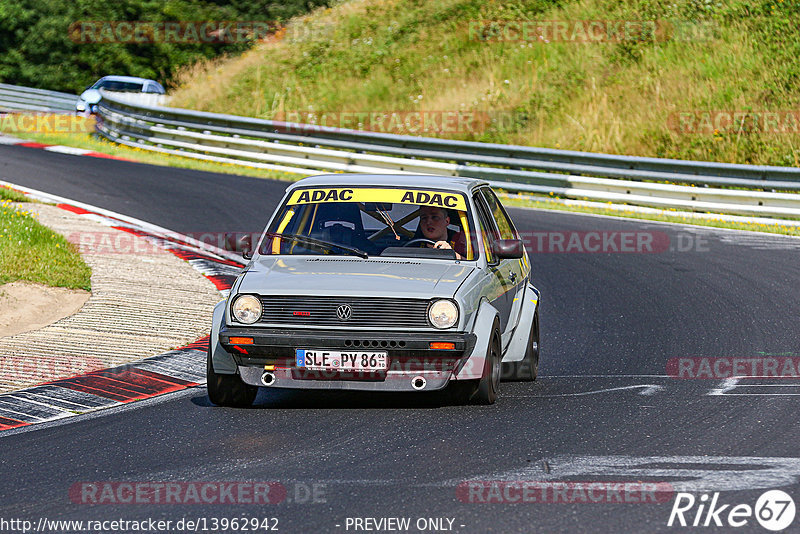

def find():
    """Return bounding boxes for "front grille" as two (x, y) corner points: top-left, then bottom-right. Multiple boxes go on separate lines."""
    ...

(258, 296), (431, 328)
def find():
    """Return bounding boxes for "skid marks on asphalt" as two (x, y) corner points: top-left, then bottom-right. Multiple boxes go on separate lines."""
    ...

(506, 374), (800, 399)
(220, 455), (800, 495)
(707, 376), (800, 396)
(506, 375), (672, 398)
(453, 455), (800, 494)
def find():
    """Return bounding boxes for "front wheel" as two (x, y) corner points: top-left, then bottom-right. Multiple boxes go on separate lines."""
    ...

(474, 326), (501, 405)
(206, 343), (258, 407)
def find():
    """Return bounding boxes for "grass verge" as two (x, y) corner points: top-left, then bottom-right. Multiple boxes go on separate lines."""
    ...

(0, 186), (29, 203)
(0, 198), (92, 290)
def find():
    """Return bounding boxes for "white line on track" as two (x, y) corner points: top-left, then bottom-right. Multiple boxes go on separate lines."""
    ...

(43, 145), (92, 156)
(507, 384), (666, 397)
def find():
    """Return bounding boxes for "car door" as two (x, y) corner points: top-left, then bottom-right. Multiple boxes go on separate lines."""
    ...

(477, 188), (529, 342)
(472, 191), (515, 336)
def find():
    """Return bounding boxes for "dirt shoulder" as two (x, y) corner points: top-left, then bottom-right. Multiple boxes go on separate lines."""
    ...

(0, 281), (90, 337)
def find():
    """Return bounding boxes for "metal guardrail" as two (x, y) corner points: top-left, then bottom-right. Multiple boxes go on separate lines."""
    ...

(103, 92), (169, 108)
(96, 92), (800, 219)
(0, 83), (79, 113)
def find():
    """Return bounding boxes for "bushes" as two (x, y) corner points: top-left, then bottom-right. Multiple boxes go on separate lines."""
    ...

(0, 0), (329, 93)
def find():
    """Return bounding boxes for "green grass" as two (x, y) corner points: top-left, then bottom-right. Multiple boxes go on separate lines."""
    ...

(0, 200), (92, 290)
(170, 0), (800, 167)
(498, 191), (800, 237)
(0, 186), (28, 203)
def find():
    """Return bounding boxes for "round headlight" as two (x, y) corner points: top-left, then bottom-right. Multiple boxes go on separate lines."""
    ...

(232, 295), (262, 324)
(428, 299), (458, 329)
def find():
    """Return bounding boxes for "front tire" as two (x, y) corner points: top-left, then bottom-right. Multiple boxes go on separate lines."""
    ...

(474, 326), (501, 405)
(206, 343), (258, 407)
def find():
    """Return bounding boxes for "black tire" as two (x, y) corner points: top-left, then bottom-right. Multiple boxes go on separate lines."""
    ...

(206, 343), (258, 407)
(503, 311), (540, 382)
(474, 325), (501, 405)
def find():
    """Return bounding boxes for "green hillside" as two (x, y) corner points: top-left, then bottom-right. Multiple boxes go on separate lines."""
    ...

(170, 0), (800, 166)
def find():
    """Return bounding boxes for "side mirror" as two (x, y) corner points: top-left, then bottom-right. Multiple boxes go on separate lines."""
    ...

(492, 238), (523, 259)
(81, 89), (102, 105)
(224, 233), (253, 259)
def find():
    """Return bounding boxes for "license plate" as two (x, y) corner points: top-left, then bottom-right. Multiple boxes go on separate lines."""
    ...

(296, 349), (388, 371)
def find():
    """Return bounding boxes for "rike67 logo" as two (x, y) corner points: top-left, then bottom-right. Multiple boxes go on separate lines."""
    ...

(668, 490), (796, 531)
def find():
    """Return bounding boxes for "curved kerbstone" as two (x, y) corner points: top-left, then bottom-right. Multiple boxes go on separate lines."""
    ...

(0, 203), (221, 392)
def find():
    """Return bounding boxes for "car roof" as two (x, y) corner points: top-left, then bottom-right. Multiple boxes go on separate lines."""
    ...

(285, 174), (488, 194)
(95, 75), (158, 84)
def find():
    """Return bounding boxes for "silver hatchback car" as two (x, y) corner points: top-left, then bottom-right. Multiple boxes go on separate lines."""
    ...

(208, 174), (540, 406)
(76, 75), (166, 113)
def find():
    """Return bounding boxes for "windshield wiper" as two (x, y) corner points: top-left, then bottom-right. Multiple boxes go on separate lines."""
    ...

(265, 232), (368, 259)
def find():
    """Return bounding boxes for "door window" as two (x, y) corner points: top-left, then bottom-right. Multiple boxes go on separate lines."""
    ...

(472, 192), (499, 264)
(480, 188), (517, 240)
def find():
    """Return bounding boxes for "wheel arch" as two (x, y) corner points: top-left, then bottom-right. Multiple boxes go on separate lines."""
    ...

(502, 283), (540, 363)
(452, 298), (500, 381)
(210, 300), (237, 375)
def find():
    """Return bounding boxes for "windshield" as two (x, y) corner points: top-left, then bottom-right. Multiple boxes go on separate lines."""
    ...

(258, 187), (477, 260)
(92, 80), (145, 92)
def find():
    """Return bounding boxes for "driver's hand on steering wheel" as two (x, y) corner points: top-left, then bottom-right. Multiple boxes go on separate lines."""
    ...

(433, 241), (462, 259)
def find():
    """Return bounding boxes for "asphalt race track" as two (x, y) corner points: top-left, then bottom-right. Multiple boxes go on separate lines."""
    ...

(2, 144), (800, 533)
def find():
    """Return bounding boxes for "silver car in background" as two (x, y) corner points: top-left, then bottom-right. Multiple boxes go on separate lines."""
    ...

(208, 174), (540, 406)
(76, 75), (165, 113)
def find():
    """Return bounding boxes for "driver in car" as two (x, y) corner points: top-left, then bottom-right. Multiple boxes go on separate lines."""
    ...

(418, 205), (465, 259)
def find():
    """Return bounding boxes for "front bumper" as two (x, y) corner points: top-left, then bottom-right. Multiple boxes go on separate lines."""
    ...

(239, 367), (454, 391)
(220, 326), (476, 392)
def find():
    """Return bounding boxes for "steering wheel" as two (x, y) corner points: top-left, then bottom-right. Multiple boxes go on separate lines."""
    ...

(403, 238), (437, 247)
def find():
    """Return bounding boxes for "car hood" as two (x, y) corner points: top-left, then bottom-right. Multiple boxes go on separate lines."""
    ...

(79, 89), (102, 104)
(236, 256), (475, 299)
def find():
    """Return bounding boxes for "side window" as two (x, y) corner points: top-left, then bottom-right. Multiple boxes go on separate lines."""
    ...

(473, 193), (498, 264)
(480, 188), (517, 240)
